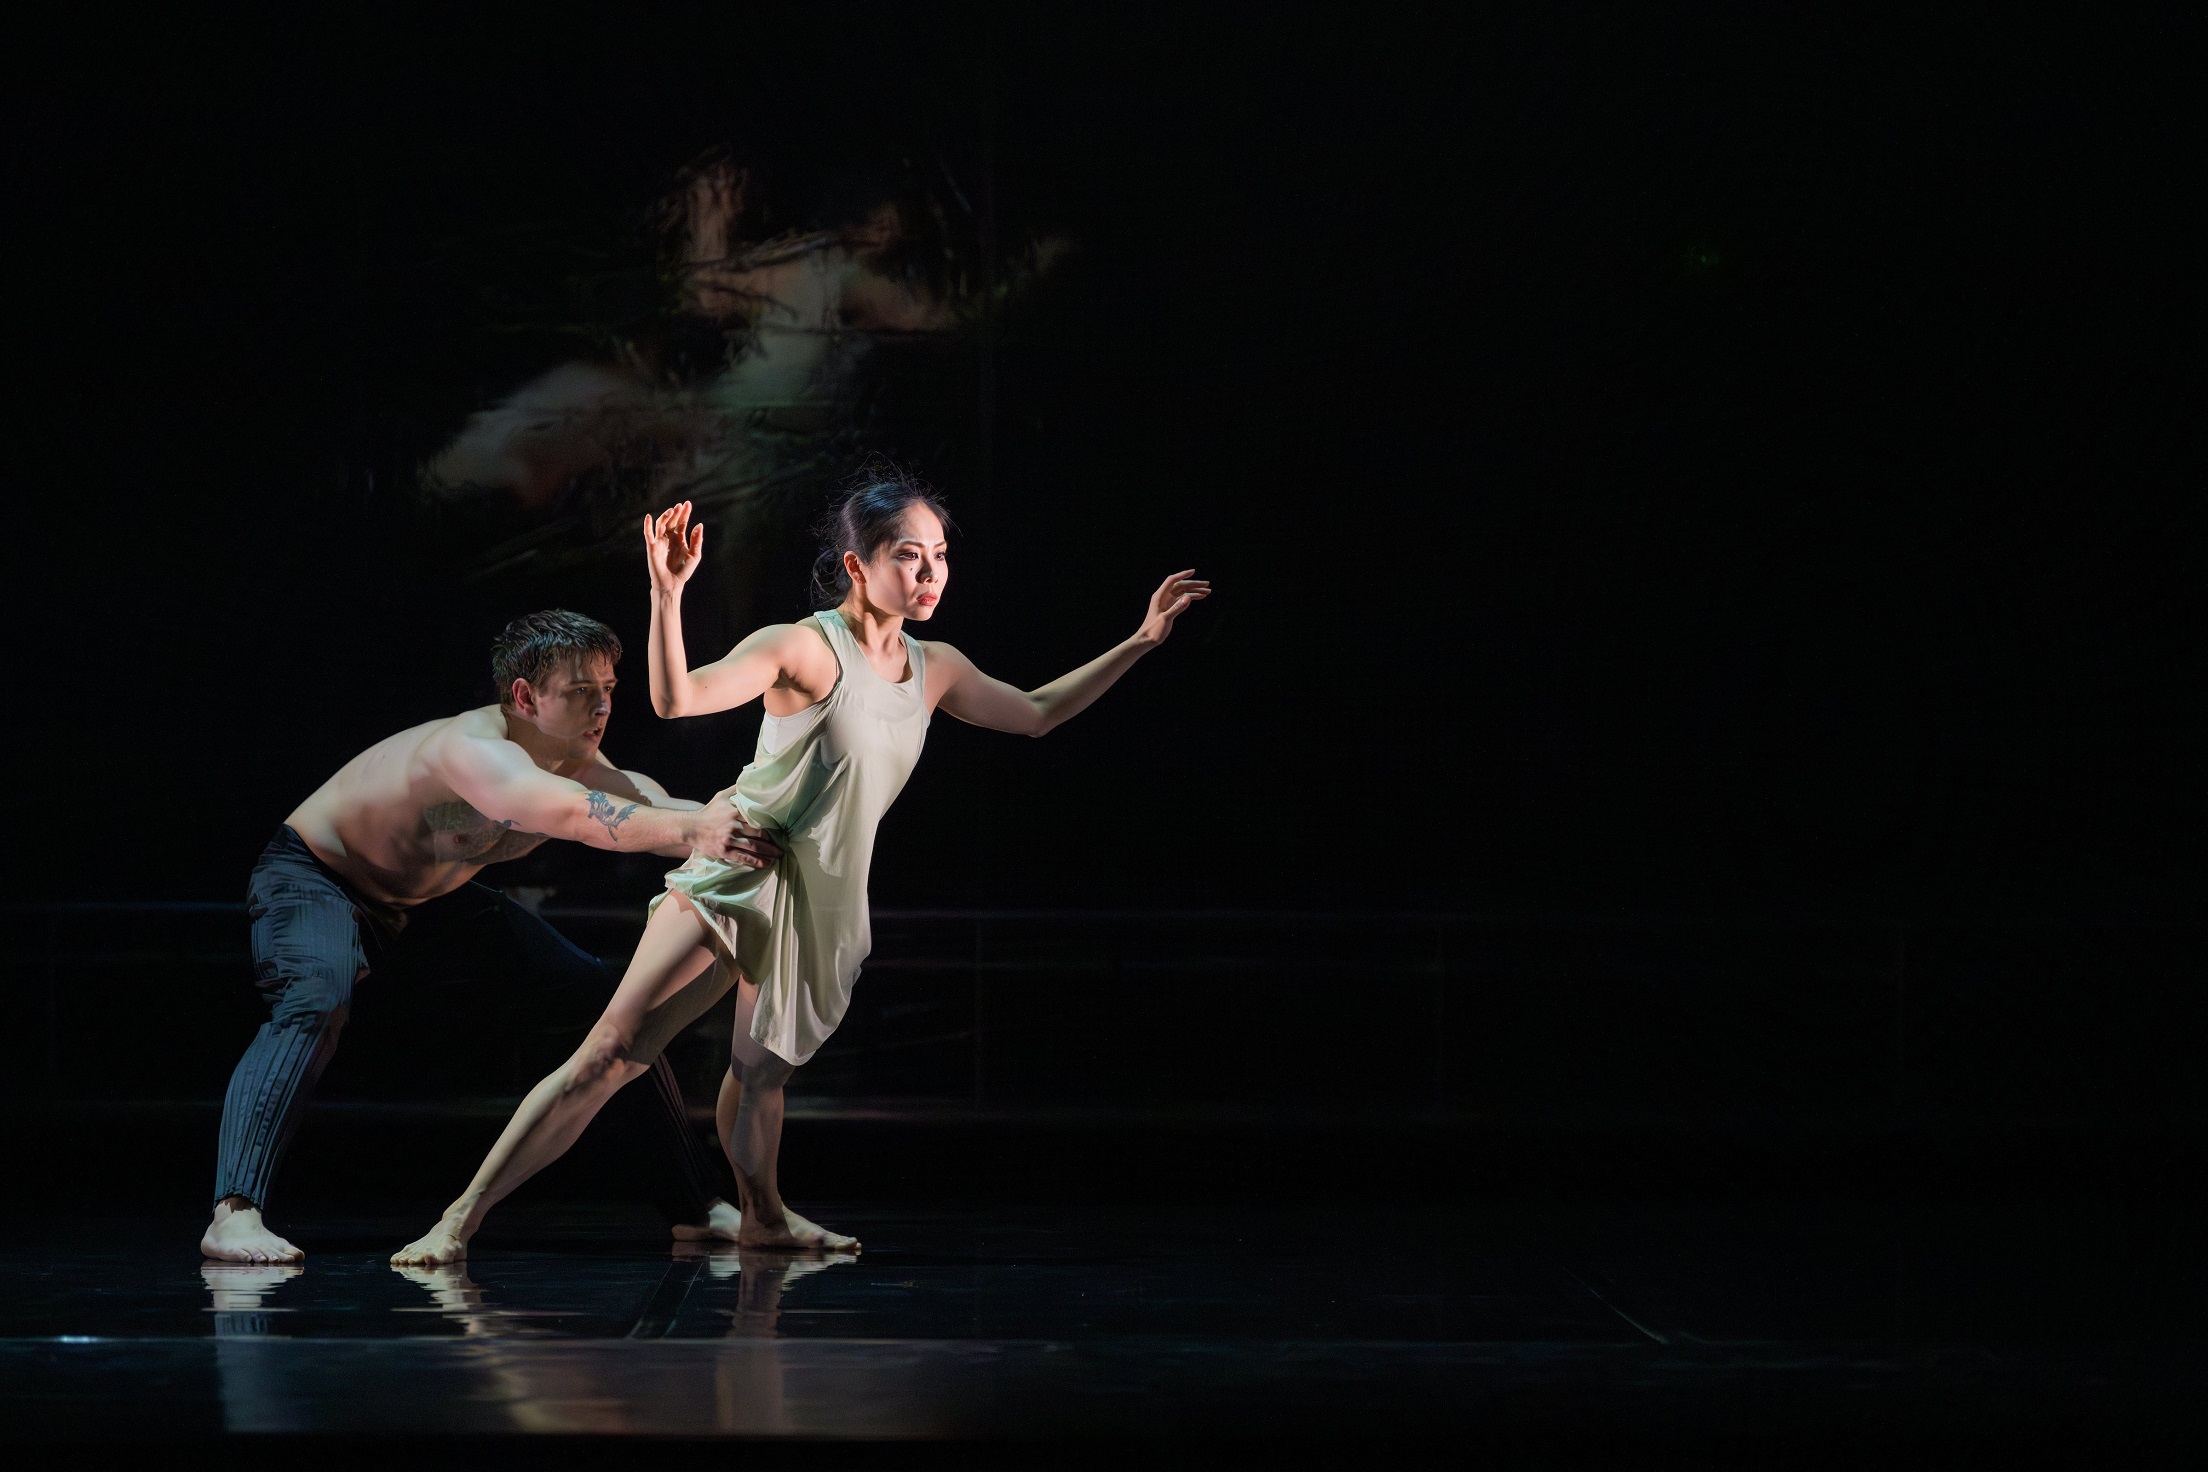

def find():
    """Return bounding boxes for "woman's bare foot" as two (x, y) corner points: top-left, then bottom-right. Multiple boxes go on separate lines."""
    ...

(737, 1205), (859, 1251)
(670, 1198), (744, 1243)
(201, 1199), (304, 1263)
(390, 1217), (471, 1267)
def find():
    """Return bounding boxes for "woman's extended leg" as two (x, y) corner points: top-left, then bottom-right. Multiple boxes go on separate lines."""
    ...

(389, 894), (732, 1266)
(712, 978), (860, 1251)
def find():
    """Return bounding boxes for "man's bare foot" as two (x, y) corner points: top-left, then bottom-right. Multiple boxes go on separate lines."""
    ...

(390, 1219), (471, 1267)
(736, 1204), (859, 1252)
(670, 1198), (744, 1244)
(201, 1199), (304, 1263)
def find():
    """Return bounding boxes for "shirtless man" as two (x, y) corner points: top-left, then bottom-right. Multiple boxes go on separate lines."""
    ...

(201, 609), (776, 1263)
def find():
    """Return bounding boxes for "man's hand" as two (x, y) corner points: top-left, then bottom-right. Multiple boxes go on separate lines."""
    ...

(1136, 569), (1211, 647)
(685, 783), (782, 868)
(645, 502), (706, 593)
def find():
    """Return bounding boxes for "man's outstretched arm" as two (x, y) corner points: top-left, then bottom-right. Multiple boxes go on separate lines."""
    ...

(610, 765), (732, 860)
(439, 731), (763, 863)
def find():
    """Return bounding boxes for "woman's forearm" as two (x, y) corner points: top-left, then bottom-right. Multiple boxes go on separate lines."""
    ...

(648, 588), (694, 716)
(1030, 634), (1156, 733)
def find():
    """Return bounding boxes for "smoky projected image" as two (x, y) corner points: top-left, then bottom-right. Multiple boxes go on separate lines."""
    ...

(415, 149), (1063, 624)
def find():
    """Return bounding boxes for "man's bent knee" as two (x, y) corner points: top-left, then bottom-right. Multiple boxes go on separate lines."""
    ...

(266, 982), (350, 1034)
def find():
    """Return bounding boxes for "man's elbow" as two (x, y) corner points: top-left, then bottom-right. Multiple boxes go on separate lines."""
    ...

(553, 808), (601, 844)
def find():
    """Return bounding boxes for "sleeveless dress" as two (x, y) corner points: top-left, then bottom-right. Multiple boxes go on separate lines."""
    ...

(643, 610), (930, 1066)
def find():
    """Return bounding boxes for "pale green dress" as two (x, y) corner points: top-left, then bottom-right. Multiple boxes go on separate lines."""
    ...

(640, 610), (930, 1067)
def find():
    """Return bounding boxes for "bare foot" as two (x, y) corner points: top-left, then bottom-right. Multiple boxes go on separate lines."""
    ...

(737, 1205), (860, 1252)
(390, 1219), (471, 1267)
(201, 1200), (303, 1263)
(670, 1198), (744, 1244)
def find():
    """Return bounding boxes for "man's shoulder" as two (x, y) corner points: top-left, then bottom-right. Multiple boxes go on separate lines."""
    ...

(443, 705), (513, 741)
(415, 707), (521, 770)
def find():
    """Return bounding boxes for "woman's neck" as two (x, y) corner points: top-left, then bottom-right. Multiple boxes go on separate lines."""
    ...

(835, 596), (906, 659)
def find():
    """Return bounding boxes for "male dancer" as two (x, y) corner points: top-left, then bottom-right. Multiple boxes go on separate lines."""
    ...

(202, 610), (775, 1263)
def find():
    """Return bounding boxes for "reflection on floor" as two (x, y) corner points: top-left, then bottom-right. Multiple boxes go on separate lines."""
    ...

(7, 1201), (2208, 1448)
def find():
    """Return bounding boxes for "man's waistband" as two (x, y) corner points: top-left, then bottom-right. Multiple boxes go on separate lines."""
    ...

(258, 825), (415, 938)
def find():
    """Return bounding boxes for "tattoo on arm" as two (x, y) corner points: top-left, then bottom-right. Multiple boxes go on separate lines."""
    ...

(586, 790), (639, 840)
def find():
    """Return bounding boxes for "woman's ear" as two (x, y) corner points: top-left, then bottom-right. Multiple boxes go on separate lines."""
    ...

(843, 548), (868, 587)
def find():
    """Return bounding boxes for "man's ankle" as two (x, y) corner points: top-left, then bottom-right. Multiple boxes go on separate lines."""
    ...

(213, 1196), (258, 1219)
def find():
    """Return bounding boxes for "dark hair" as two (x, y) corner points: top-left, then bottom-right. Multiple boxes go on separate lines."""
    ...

(810, 460), (955, 608)
(491, 610), (623, 707)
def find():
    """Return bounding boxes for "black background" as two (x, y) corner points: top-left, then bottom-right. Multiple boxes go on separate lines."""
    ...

(6, 6), (2199, 923)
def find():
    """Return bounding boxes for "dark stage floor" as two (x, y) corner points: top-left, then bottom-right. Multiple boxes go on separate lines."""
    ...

(6, 1198), (2207, 1459)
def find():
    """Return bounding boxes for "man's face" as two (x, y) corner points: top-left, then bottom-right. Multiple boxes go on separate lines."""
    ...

(516, 654), (616, 749)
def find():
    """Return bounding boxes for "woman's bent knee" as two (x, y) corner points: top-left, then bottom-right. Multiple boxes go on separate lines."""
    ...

(739, 1056), (795, 1093)
(565, 1028), (647, 1093)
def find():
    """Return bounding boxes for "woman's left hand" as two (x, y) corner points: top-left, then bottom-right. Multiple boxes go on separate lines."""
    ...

(1137, 570), (1211, 646)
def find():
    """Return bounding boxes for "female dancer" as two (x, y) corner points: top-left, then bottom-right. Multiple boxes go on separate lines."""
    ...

(393, 468), (1208, 1263)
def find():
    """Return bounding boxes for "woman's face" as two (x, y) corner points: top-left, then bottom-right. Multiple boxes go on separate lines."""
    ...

(850, 505), (949, 620)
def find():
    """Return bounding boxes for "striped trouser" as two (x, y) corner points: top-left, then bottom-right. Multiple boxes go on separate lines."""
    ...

(214, 826), (728, 1216)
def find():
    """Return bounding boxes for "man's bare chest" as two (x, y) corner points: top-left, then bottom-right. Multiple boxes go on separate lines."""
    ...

(423, 800), (550, 865)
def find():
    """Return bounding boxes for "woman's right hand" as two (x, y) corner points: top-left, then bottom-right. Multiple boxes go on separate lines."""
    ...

(645, 502), (706, 593)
